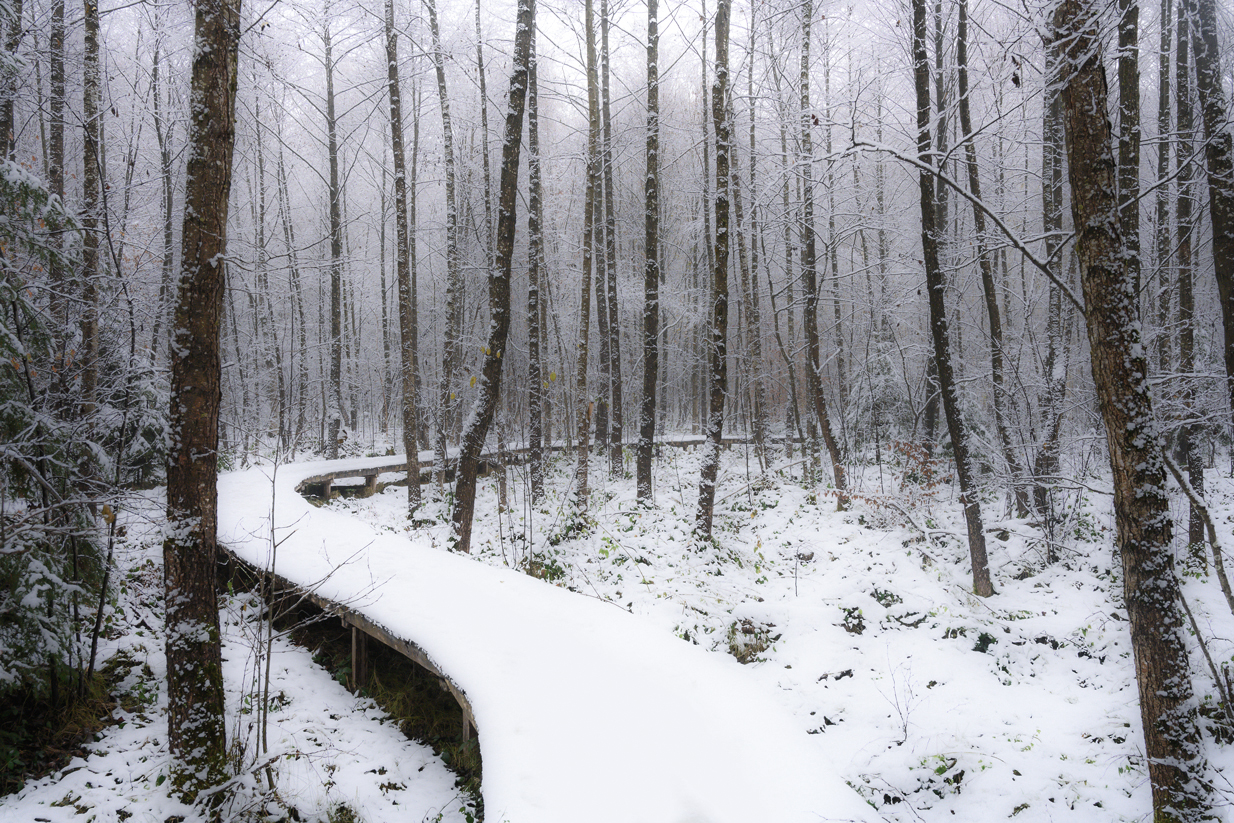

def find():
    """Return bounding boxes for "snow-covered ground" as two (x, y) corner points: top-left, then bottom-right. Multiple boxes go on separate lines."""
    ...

(4, 441), (1234, 822)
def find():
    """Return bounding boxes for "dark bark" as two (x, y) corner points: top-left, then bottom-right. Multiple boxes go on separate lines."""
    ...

(574, 0), (599, 511)
(956, 0), (1029, 517)
(1052, 1), (1210, 817)
(450, 0), (534, 554)
(324, 20), (344, 458)
(1118, 0), (1141, 296)
(799, 0), (846, 503)
(163, 0), (240, 805)
(636, 0), (660, 503)
(528, 21), (546, 503)
(81, 0), (101, 419)
(1191, 0), (1234, 436)
(695, 0), (731, 539)
(601, 0), (623, 478)
(913, 0), (993, 597)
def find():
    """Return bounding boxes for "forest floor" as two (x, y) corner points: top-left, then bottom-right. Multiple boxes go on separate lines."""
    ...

(4, 439), (1234, 821)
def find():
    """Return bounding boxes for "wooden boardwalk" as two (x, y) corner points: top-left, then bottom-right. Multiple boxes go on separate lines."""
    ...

(217, 456), (878, 823)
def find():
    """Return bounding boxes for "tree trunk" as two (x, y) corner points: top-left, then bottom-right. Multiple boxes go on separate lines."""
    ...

(601, 0), (623, 478)
(1118, 0), (1141, 297)
(636, 0), (660, 503)
(425, 0), (463, 487)
(956, 0), (1029, 517)
(80, 0), (102, 420)
(912, 0), (993, 597)
(1153, 0), (1173, 375)
(324, 19), (345, 459)
(1052, 0), (1209, 816)
(574, 0), (600, 512)
(799, 0), (846, 504)
(451, 0), (534, 554)
(386, 0), (421, 514)
(528, 20), (546, 503)
(1191, 0), (1234, 437)
(695, 0), (731, 539)
(163, 0), (240, 805)
(1174, 10), (1203, 551)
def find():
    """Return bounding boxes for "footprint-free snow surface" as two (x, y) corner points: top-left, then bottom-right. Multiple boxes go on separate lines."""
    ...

(218, 457), (879, 823)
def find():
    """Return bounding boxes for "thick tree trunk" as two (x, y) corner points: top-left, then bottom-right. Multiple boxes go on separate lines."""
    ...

(1052, 1), (1210, 817)
(1153, 0), (1173, 374)
(163, 0), (240, 805)
(912, 0), (993, 597)
(386, 0), (421, 514)
(636, 0), (660, 503)
(695, 0), (731, 539)
(451, 0), (534, 554)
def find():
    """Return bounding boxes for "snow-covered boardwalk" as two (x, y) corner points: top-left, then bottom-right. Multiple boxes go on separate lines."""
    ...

(218, 458), (878, 823)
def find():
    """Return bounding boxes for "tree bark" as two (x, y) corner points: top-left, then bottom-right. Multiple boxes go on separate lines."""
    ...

(424, 0), (463, 487)
(799, 0), (846, 504)
(574, 0), (600, 512)
(451, 0), (534, 554)
(695, 0), (731, 539)
(163, 0), (240, 805)
(324, 18), (345, 459)
(1052, 0), (1210, 817)
(636, 0), (660, 503)
(528, 20), (546, 503)
(601, 0), (623, 478)
(1191, 0), (1234, 437)
(912, 0), (993, 597)
(956, 0), (1029, 517)
(386, 0), (421, 514)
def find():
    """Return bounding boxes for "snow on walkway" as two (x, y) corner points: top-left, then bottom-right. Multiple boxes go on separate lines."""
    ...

(218, 457), (880, 823)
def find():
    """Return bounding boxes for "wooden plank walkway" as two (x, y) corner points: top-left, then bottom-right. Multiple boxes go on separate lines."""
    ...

(217, 457), (878, 823)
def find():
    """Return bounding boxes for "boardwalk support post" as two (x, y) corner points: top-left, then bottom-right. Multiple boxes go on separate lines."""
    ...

(351, 625), (368, 690)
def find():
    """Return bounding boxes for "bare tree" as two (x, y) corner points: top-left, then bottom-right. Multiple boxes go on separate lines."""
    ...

(695, 0), (731, 538)
(799, 0), (846, 503)
(573, 0), (600, 512)
(912, 0), (993, 597)
(386, 0), (420, 514)
(636, 0), (660, 503)
(451, 0), (535, 553)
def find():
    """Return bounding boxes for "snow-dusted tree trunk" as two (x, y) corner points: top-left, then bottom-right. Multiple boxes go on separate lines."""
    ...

(528, 19), (545, 503)
(573, 0), (599, 511)
(80, 0), (102, 418)
(798, 0), (845, 502)
(323, 17), (345, 459)
(1052, 0), (1209, 816)
(1118, 0), (1141, 296)
(694, 0), (731, 539)
(450, 0), (534, 554)
(386, 0), (420, 514)
(1191, 0), (1234, 436)
(1153, 0), (1173, 374)
(424, 0), (462, 487)
(912, 0), (993, 597)
(601, 0), (623, 478)
(636, 0), (660, 503)
(1174, 9), (1203, 550)
(163, 0), (240, 805)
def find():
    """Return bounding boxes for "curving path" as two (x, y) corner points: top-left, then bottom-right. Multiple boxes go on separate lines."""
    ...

(218, 457), (880, 823)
